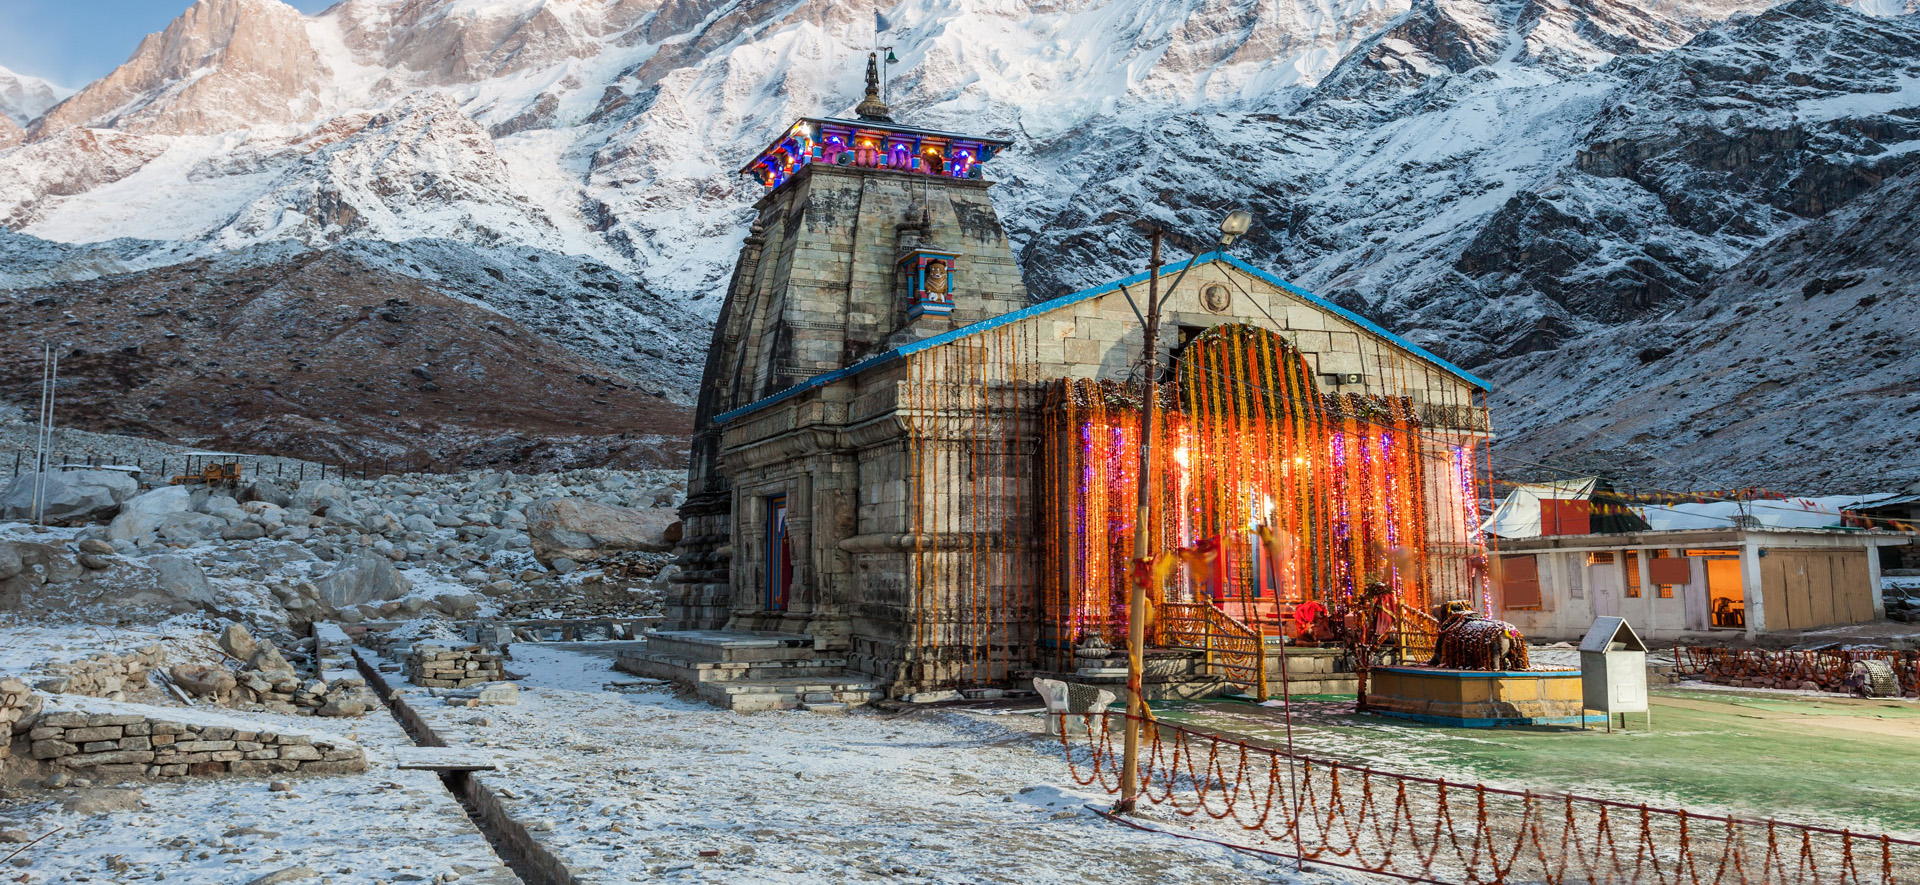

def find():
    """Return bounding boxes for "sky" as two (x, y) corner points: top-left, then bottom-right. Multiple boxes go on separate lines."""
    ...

(0, 0), (337, 89)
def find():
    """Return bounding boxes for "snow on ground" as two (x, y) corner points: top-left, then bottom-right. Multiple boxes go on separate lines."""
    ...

(401, 643), (1356, 884)
(0, 689), (518, 884)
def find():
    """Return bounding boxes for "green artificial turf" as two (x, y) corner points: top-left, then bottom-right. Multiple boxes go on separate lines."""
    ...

(1151, 688), (1920, 836)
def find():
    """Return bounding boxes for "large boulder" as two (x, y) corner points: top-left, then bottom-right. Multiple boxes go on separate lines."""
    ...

(239, 479), (292, 508)
(0, 470), (137, 524)
(218, 622), (259, 661)
(525, 497), (677, 565)
(0, 545), (21, 581)
(311, 552), (412, 610)
(169, 664), (236, 699)
(147, 555), (215, 605)
(156, 511), (225, 543)
(291, 480), (348, 516)
(107, 486), (194, 542)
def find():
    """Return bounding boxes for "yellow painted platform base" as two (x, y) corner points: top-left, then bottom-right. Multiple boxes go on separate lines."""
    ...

(1365, 666), (1601, 727)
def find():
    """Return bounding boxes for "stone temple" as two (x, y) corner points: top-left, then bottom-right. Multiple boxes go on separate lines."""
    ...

(634, 58), (1497, 709)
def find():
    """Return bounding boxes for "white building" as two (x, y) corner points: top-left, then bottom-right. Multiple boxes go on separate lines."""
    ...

(1494, 526), (1911, 643)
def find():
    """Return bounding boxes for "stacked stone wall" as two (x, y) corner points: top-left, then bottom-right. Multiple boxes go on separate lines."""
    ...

(0, 680), (42, 775)
(406, 644), (504, 688)
(27, 712), (364, 779)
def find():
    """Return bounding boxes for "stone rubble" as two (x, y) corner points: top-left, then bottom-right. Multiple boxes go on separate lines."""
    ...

(432, 682), (519, 707)
(166, 623), (379, 717)
(1, 466), (684, 628)
(0, 679), (42, 776)
(31, 646), (163, 697)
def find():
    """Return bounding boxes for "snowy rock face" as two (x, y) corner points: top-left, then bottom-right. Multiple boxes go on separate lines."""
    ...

(0, 0), (1917, 485)
(5, 0), (1909, 330)
(212, 91), (561, 249)
(31, 0), (328, 137)
(1023, 0), (1920, 368)
(1489, 162), (1920, 493)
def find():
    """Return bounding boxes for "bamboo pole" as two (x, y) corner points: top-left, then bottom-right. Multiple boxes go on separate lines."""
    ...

(1119, 231), (1163, 814)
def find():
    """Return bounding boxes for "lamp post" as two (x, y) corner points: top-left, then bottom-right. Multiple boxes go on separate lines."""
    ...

(1116, 209), (1253, 814)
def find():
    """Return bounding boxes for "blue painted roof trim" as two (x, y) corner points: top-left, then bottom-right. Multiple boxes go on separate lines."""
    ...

(711, 253), (1486, 425)
(1213, 254), (1490, 391)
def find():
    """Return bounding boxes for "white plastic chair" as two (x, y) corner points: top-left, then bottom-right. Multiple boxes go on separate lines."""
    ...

(1034, 678), (1117, 735)
(1033, 677), (1070, 734)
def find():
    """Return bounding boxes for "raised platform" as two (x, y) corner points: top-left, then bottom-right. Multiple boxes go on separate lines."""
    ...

(615, 630), (880, 713)
(1262, 644), (1361, 696)
(1365, 665), (1603, 728)
(1022, 646), (1359, 700)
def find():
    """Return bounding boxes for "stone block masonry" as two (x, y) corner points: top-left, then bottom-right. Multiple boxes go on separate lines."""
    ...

(27, 710), (365, 779)
(0, 679), (42, 776)
(406, 644), (504, 688)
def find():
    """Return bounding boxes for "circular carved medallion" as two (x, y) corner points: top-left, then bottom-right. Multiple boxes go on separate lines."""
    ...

(1201, 284), (1232, 313)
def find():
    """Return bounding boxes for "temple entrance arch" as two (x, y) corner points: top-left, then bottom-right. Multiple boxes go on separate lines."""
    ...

(1042, 324), (1439, 648)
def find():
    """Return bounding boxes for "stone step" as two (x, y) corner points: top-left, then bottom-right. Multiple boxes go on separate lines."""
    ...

(613, 651), (850, 684)
(617, 648), (884, 713)
(698, 677), (883, 713)
(641, 630), (819, 664)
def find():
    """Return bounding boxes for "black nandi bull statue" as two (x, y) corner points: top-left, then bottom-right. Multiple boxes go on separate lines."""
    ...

(1428, 600), (1531, 671)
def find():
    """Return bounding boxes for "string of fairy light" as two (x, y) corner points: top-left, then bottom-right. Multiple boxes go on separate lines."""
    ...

(890, 265), (1507, 684)
(1043, 323), (1493, 649)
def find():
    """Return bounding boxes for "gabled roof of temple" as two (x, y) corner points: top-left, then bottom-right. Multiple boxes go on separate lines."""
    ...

(712, 254), (1490, 425)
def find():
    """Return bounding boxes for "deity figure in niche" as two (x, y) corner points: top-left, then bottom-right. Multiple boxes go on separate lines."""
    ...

(925, 260), (951, 300)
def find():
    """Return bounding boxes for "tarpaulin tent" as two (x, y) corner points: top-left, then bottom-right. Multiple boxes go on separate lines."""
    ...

(1483, 478), (1595, 539)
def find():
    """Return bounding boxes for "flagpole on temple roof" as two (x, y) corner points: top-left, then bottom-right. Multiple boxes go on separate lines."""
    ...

(874, 7), (896, 106)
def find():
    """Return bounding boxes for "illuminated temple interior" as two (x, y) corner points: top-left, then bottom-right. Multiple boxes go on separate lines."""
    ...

(1043, 325), (1486, 650)
(666, 54), (1495, 693)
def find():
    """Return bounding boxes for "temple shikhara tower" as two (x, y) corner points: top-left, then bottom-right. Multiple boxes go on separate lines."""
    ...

(649, 56), (1494, 708)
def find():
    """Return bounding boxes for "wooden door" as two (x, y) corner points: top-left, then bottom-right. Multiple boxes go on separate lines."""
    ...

(1835, 553), (1872, 623)
(1590, 559), (1619, 617)
(1760, 550), (1874, 630)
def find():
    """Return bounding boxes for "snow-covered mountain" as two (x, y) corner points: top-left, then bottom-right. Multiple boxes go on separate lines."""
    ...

(0, 65), (64, 127)
(2, 0), (1917, 488)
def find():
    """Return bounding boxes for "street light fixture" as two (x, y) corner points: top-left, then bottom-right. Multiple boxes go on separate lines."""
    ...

(1220, 210), (1253, 245)
(1114, 210), (1253, 814)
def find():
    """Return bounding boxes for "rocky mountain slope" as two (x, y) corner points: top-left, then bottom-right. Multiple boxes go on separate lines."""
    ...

(0, 244), (689, 471)
(1, 0), (1916, 488)
(1488, 162), (1920, 493)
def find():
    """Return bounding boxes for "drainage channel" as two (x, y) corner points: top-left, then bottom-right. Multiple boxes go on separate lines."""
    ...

(353, 649), (579, 885)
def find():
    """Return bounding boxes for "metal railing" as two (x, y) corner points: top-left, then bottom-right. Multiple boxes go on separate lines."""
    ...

(1161, 602), (1268, 700)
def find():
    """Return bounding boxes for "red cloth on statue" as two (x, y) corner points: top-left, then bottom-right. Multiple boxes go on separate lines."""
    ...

(1291, 600), (1326, 639)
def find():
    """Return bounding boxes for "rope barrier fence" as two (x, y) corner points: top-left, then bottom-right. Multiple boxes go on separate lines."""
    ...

(1057, 710), (1920, 884)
